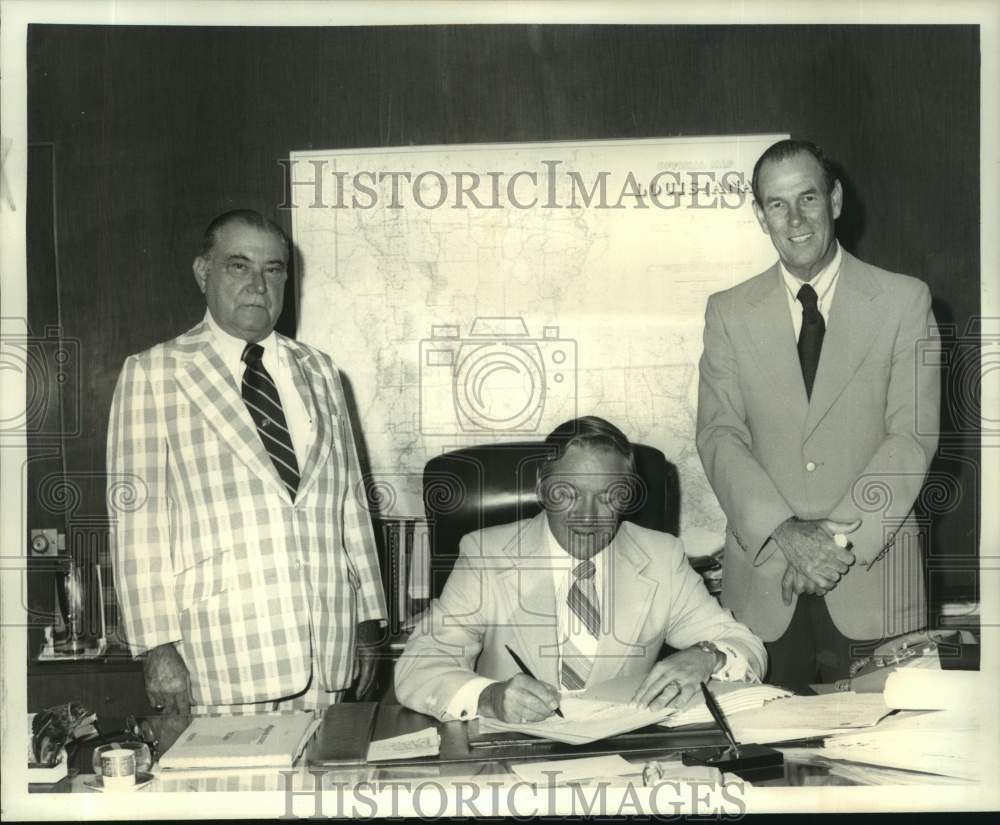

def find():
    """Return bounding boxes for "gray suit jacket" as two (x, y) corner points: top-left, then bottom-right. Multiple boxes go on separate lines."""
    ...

(696, 251), (940, 642)
(394, 513), (765, 721)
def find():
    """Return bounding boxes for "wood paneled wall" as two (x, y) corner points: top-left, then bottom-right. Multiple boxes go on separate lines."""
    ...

(26, 25), (981, 620)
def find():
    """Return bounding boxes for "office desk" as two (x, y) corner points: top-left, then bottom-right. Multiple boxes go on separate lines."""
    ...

(33, 700), (973, 794)
(41, 747), (967, 795)
(363, 704), (731, 765)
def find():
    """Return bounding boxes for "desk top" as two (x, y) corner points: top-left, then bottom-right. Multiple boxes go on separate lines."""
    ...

(41, 747), (973, 795)
(31, 700), (975, 794)
(360, 703), (731, 766)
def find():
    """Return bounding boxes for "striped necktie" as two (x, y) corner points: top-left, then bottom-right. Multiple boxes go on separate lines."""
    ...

(560, 559), (601, 690)
(241, 342), (300, 500)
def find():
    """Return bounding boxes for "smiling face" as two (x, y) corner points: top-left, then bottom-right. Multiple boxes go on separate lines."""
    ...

(192, 221), (288, 342)
(752, 151), (843, 281)
(536, 443), (633, 560)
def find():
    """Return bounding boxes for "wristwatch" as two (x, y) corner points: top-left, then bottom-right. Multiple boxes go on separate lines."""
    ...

(694, 640), (726, 675)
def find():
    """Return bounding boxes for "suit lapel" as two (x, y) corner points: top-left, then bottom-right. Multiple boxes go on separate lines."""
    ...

(283, 339), (336, 498)
(495, 517), (660, 687)
(588, 523), (658, 685)
(742, 265), (810, 422)
(496, 515), (560, 687)
(804, 252), (883, 439)
(175, 324), (288, 499)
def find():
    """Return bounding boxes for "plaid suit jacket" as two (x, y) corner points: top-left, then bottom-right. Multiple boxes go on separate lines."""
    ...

(107, 321), (387, 705)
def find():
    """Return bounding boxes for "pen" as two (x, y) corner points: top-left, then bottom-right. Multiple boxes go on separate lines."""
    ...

(700, 681), (740, 757)
(504, 644), (564, 718)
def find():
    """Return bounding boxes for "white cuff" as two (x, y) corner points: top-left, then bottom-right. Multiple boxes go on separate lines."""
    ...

(444, 676), (497, 722)
(711, 642), (759, 684)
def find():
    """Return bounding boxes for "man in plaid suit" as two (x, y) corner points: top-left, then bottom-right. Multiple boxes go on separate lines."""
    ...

(107, 211), (387, 728)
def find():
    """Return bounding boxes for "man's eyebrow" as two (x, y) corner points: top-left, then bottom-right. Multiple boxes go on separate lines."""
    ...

(222, 253), (286, 265)
(767, 186), (819, 202)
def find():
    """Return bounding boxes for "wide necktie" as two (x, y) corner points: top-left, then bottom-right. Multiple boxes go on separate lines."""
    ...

(560, 559), (601, 690)
(241, 342), (300, 500)
(796, 283), (825, 399)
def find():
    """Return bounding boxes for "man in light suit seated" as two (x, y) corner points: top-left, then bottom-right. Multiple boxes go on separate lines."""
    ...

(395, 417), (765, 724)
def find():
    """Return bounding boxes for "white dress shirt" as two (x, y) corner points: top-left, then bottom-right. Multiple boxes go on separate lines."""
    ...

(542, 519), (755, 685)
(781, 241), (843, 340)
(204, 310), (313, 471)
(444, 518), (756, 720)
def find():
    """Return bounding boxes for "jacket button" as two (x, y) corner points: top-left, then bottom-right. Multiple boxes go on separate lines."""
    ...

(805, 461), (817, 472)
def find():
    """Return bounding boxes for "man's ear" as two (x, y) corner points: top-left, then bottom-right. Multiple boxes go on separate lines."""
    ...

(751, 199), (769, 235)
(830, 179), (844, 221)
(192, 256), (209, 294)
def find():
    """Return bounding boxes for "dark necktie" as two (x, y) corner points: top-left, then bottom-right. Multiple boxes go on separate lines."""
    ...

(560, 559), (601, 690)
(796, 283), (825, 399)
(241, 342), (300, 500)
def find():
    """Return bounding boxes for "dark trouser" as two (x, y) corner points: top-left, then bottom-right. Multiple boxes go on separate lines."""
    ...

(764, 593), (881, 691)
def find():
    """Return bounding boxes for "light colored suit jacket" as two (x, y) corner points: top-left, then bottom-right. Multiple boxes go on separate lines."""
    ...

(394, 513), (765, 721)
(107, 320), (387, 705)
(697, 251), (940, 642)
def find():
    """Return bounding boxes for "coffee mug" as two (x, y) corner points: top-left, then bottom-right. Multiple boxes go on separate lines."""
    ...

(99, 748), (135, 791)
(93, 742), (151, 791)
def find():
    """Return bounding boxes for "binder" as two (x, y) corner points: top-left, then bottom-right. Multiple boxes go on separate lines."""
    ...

(307, 702), (379, 766)
(157, 712), (318, 769)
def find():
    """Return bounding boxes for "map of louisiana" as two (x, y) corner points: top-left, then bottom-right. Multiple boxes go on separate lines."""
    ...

(292, 135), (786, 555)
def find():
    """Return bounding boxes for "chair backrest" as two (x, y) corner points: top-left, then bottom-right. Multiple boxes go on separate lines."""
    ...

(422, 441), (679, 599)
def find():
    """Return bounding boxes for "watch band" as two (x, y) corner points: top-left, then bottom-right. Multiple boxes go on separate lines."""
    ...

(694, 640), (725, 674)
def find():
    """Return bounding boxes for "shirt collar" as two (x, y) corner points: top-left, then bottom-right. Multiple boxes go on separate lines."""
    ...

(203, 309), (283, 374)
(780, 241), (842, 303)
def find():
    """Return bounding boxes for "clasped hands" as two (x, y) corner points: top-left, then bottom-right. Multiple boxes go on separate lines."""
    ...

(772, 516), (861, 604)
(477, 645), (719, 723)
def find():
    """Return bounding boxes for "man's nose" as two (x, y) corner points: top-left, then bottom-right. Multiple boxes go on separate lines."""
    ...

(571, 496), (604, 521)
(787, 204), (803, 227)
(247, 267), (267, 292)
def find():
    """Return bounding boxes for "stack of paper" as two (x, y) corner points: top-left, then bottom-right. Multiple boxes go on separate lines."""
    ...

(477, 695), (675, 745)
(820, 708), (980, 780)
(801, 754), (976, 786)
(813, 670), (986, 780)
(882, 668), (983, 712)
(724, 691), (891, 742)
(367, 727), (441, 762)
(658, 683), (793, 728)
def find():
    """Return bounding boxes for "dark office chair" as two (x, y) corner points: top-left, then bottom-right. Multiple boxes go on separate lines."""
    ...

(421, 441), (681, 600)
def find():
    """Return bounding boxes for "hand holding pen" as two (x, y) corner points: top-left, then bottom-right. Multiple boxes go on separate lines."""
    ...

(475, 645), (564, 723)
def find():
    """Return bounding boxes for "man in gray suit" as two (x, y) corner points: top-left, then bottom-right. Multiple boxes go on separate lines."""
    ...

(697, 140), (940, 687)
